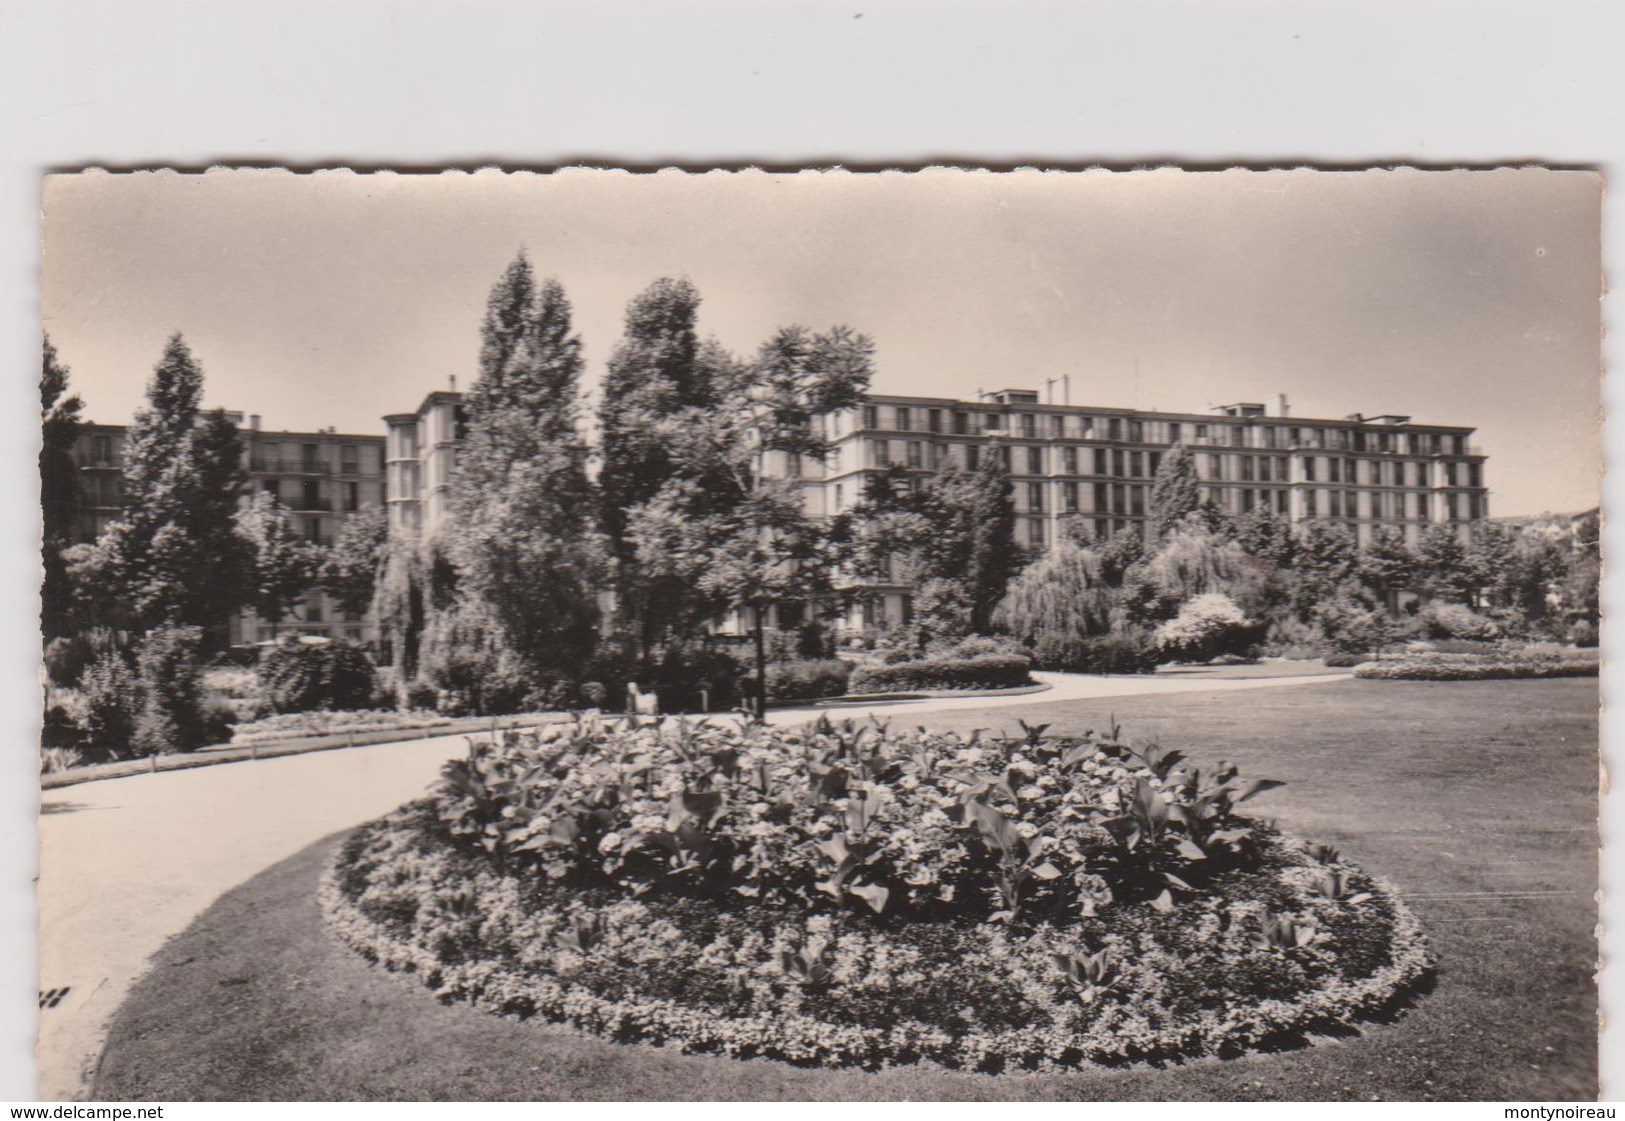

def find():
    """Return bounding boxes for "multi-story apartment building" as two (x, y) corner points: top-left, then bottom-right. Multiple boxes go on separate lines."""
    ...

(373, 383), (1490, 636)
(69, 413), (387, 646)
(787, 389), (1489, 630)
(383, 389), (465, 539)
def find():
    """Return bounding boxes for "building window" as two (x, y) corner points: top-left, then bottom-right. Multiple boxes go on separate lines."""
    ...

(1329, 490), (1344, 518)
(1128, 420), (1144, 442)
(967, 445), (980, 470)
(1028, 482), (1044, 512)
(1206, 454), (1223, 481)
(345, 481), (360, 511)
(895, 407), (911, 431)
(1129, 451), (1144, 477)
(302, 480), (322, 509)
(1026, 446), (1043, 474)
(1277, 489), (1289, 514)
(1194, 424), (1209, 440)
(785, 453), (803, 478)
(1129, 486), (1145, 516)
(341, 445), (359, 474)
(870, 439), (889, 467)
(1240, 456), (1255, 482)
(985, 412), (1002, 432)
(1168, 422), (1181, 444)
(1094, 448), (1109, 475)
(1063, 481), (1079, 512)
(1327, 458), (1341, 484)
(1112, 449), (1125, 477)
(93, 434), (112, 465)
(1107, 418), (1123, 441)
(952, 411), (969, 435)
(1304, 490), (1317, 517)
(302, 443), (320, 472)
(1094, 482), (1109, 513)
(304, 517), (322, 543)
(263, 478), (281, 503)
(1063, 446), (1078, 474)
(1050, 415), (1065, 438)
(906, 442), (922, 469)
(834, 484), (843, 512)
(999, 445), (1012, 471)
(928, 409), (942, 434)
(862, 406), (878, 429)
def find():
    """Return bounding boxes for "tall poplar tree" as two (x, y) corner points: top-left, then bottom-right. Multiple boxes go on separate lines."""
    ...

(445, 255), (603, 693)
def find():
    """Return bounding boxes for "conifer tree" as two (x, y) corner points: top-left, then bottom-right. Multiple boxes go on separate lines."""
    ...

(40, 336), (83, 639)
(79, 334), (250, 638)
(1146, 444), (1200, 541)
(446, 258), (603, 695)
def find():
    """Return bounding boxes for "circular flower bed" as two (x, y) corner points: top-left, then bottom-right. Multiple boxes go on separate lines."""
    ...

(324, 715), (1432, 1071)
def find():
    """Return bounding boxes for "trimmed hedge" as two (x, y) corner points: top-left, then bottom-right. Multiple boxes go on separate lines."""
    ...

(1354, 652), (1598, 681)
(848, 653), (1033, 694)
(757, 659), (852, 702)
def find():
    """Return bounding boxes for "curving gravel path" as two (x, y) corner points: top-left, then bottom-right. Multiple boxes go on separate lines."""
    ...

(35, 668), (1345, 1100)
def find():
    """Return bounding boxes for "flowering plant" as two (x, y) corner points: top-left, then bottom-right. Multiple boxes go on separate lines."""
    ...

(430, 714), (1280, 925)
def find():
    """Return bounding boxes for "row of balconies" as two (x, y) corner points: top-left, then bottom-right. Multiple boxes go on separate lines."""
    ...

(845, 426), (1482, 457)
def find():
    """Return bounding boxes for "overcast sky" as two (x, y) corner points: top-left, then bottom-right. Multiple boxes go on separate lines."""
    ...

(40, 167), (1601, 517)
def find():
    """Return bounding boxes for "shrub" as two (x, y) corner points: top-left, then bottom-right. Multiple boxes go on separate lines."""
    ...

(751, 659), (852, 702)
(1420, 602), (1501, 642)
(1322, 653), (1372, 668)
(327, 717), (1432, 1070)
(1354, 650), (1599, 681)
(131, 625), (210, 756)
(43, 634), (95, 688)
(1314, 595), (1397, 654)
(848, 653), (1032, 693)
(78, 647), (140, 760)
(932, 634), (1029, 660)
(1569, 619), (1599, 648)
(1154, 593), (1262, 663)
(259, 638), (380, 715)
(1029, 629), (1161, 675)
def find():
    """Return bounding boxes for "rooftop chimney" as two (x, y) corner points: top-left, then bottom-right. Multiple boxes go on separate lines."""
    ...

(249, 414), (261, 431)
(450, 374), (458, 392)
(1270, 393), (1290, 418)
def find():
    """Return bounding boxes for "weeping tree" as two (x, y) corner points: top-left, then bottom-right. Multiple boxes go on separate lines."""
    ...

(992, 539), (1117, 644)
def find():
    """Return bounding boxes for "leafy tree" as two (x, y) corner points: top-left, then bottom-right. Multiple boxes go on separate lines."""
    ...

(992, 539), (1116, 644)
(445, 258), (605, 695)
(626, 323), (875, 717)
(236, 491), (322, 628)
(1230, 505), (1296, 569)
(1357, 527), (1416, 609)
(1290, 522), (1359, 620)
(75, 334), (250, 640)
(597, 278), (736, 651)
(323, 506), (389, 618)
(1415, 523), (1474, 604)
(40, 336), (83, 639)
(1146, 444), (1201, 541)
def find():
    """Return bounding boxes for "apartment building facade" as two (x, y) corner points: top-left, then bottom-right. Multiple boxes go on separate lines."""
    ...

(383, 389), (465, 540)
(785, 389), (1489, 630)
(70, 414), (387, 646)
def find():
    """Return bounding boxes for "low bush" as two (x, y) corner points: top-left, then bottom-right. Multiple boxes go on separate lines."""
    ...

(1423, 639), (1504, 656)
(232, 708), (452, 745)
(848, 653), (1032, 693)
(1420, 602), (1502, 642)
(1568, 619), (1599, 648)
(259, 639), (380, 715)
(751, 659), (852, 702)
(1029, 630), (1162, 675)
(1354, 649), (1599, 681)
(1154, 594), (1263, 664)
(327, 717), (1432, 1070)
(43, 634), (95, 689)
(1322, 653), (1372, 668)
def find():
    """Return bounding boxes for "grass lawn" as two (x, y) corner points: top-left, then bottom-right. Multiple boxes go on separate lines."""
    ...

(91, 678), (1598, 1101)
